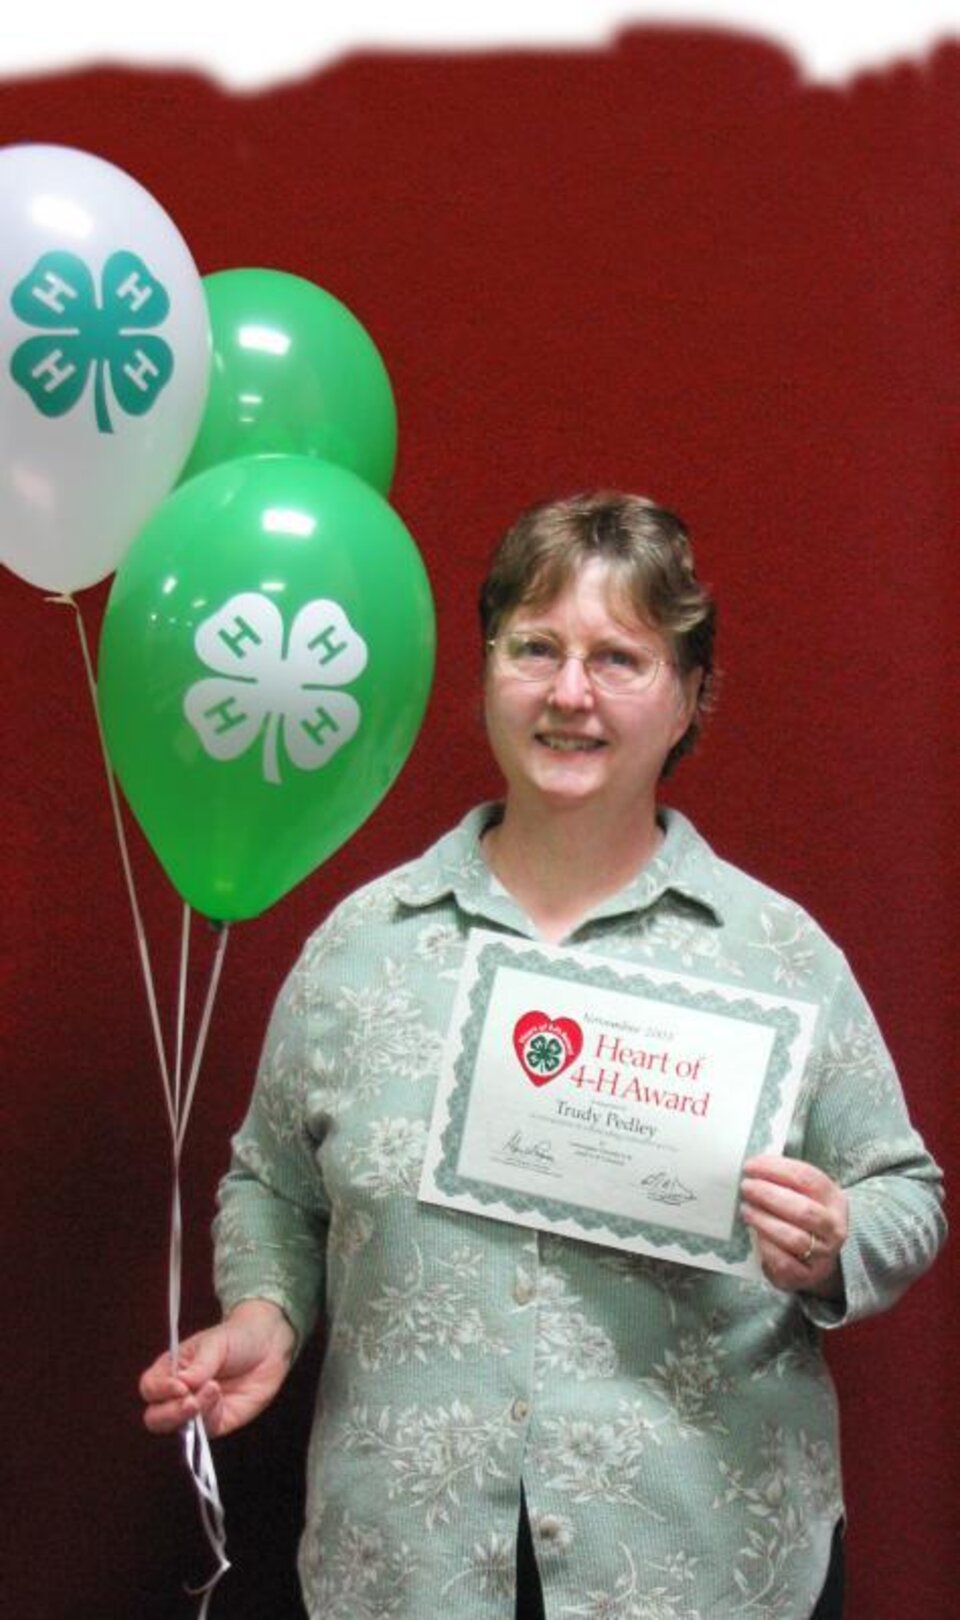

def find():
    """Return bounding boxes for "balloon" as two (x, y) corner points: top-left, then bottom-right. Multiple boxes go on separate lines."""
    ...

(0, 143), (210, 592)
(178, 268), (397, 495)
(98, 455), (434, 921)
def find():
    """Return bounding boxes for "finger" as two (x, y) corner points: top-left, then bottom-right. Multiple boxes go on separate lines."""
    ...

(742, 1202), (844, 1290)
(139, 1357), (189, 1402)
(751, 1225), (843, 1296)
(742, 1168), (848, 1255)
(142, 1379), (223, 1435)
(752, 1233), (819, 1292)
(740, 1176), (830, 1236)
(140, 1329), (227, 1402)
(142, 1391), (200, 1434)
(742, 1154), (835, 1200)
(196, 1383), (228, 1436)
(169, 1328), (230, 1389)
(741, 1202), (819, 1264)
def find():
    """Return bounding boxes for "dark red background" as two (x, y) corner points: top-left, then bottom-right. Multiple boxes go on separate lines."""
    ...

(1, 29), (957, 1618)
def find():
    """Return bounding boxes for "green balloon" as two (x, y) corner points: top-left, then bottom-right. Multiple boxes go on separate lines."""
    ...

(178, 268), (398, 494)
(98, 455), (434, 920)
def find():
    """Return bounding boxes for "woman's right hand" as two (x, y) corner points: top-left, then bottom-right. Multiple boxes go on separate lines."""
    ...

(139, 1298), (297, 1438)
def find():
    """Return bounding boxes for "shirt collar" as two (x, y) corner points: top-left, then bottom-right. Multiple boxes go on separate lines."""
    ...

(391, 803), (725, 931)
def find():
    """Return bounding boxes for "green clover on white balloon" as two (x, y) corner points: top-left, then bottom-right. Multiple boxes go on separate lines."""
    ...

(183, 592), (369, 785)
(10, 249), (174, 435)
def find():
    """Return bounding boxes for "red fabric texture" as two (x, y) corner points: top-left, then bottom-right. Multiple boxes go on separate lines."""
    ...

(1, 30), (957, 1618)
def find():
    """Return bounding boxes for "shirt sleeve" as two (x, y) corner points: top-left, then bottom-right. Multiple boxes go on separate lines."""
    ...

(797, 961), (946, 1329)
(212, 948), (331, 1354)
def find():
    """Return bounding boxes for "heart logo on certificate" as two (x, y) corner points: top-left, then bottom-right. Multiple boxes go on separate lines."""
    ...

(512, 1011), (583, 1085)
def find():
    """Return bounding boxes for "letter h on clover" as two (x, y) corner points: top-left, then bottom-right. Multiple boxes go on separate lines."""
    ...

(10, 249), (174, 433)
(184, 592), (369, 785)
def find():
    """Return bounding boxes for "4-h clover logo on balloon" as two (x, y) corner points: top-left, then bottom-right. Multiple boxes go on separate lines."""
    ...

(184, 592), (369, 786)
(9, 249), (174, 433)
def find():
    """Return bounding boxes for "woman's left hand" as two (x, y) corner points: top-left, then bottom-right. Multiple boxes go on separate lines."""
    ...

(740, 1153), (848, 1299)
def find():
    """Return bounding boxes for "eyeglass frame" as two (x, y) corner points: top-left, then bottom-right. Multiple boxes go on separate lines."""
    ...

(485, 628), (676, 695)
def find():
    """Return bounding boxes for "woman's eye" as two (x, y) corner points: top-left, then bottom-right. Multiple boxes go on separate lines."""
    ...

(593, 647), (642, 673)
(513, 635), (558, 661)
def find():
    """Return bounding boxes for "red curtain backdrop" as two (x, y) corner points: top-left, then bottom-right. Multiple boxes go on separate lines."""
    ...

(1, 30), (957, 1618)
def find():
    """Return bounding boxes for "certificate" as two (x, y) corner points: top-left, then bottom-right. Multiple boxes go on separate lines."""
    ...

(419, 930), (820, 1278)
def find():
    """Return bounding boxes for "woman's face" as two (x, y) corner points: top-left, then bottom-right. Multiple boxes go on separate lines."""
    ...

(484, 558), (699, 821)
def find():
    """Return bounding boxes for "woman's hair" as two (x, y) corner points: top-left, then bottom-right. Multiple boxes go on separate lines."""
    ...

(479, 491), (717, 775)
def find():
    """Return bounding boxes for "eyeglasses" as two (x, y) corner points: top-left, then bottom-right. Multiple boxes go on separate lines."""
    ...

(487, 630), (673, 694)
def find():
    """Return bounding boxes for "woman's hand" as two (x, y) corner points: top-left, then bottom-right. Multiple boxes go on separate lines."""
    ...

(139, 1299), (297, 1438)
(740, 1154), (848, 1300)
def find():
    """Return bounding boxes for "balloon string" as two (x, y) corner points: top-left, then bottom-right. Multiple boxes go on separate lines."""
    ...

(175, 904), (191, 1128)
(176, 918), (230, 1160)
(167, 904), (192, 1363)
(167, 909), (230, 1363)
(51, 595), (232, 1613)
(169, 1159), (185, 1370)
(51, 592), (176, 1136)
(169, 907), (232, 1613)
(183, 1417), (231, 1618)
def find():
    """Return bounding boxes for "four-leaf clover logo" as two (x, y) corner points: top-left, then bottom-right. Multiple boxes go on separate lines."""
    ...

(183, 593), (368, 786)
(512, 1012), (583, 1085)
(10, 249), (174, 433)
(524, 1034), (565, 1075)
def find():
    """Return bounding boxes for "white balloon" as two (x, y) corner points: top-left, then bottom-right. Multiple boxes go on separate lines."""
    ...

(0, 143), (210, 592)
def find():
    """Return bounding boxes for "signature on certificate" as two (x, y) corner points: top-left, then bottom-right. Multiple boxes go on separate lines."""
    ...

(503, 1130), (557, 1166)
(641, 1170), (696, 1206)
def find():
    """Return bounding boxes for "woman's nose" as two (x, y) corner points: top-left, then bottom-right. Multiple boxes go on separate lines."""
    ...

(547, 652), (594, 708)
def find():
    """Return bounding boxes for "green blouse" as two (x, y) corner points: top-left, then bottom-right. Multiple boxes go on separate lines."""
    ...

(214, 806), (944, 1619)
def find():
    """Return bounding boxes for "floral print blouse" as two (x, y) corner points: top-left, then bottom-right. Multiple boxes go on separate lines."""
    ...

(214, 806), (945, 1619)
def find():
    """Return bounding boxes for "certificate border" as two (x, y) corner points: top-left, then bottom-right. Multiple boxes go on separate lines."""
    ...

(433, 937), (803, 1268)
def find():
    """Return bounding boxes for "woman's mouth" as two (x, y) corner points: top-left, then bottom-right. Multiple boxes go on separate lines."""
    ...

(536, 733), (606, 753)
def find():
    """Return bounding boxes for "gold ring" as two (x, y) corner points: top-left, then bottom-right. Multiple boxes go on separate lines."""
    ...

(801, 1232), (817, 1265)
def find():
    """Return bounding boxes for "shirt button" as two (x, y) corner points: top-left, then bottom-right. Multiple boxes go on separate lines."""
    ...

(513, 1276), (535, 1306)
(537, 1516), (561, 1541)
(510, 1398), (530, 1423)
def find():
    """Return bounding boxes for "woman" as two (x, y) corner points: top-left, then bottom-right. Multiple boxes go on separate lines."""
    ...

(142, 493), (944, 1619)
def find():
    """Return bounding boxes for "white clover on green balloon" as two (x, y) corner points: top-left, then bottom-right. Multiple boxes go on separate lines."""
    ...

(184, 593), (369, 786)
(97, 454), (435, 922)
